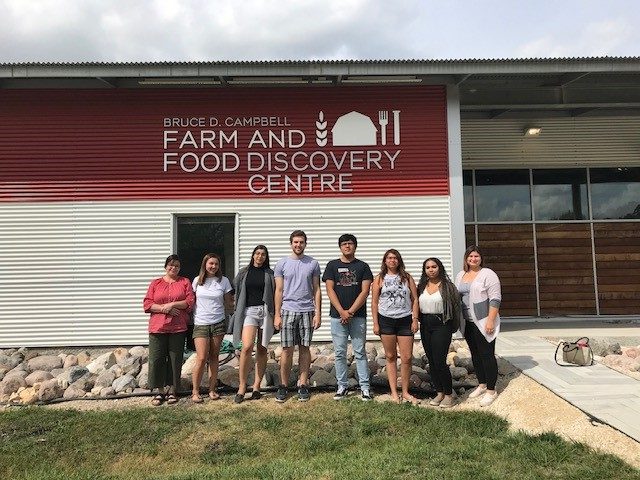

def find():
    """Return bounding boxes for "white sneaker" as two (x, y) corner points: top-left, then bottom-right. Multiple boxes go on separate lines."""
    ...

(333, 386), (348, 400)
(468, 385), (487, 399)
(479, 391), (498, 407)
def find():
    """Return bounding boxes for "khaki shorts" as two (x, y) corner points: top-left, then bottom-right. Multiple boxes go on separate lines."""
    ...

(192, 321), (226, 338)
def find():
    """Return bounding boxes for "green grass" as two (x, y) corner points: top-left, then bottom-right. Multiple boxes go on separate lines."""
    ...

(0, 397), (637, 480)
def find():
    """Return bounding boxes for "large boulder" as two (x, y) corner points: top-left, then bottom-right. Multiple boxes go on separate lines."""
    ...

(136, 364), (149, 389)
(38, 378), (64, 402)
(63, 384), (86, 399)
(61, 366), (90, 388)
(218, 368), (240, 388)
(25, 370), (54, 386)
(95, 370), (117, 389)
(27, 355), (63, 372)
(112, 374), (137, 393)
(590, 340), (622, 357)
(128, 346), (148, 361)
(0, 375), (27, 395)
(63, 354), (78, 369)
(86, 352), (116, 374)
(310, 369), (337, 388)
(76, 351), (92, 367)
(449, 366), (468, 380)
(121, 355), (142, 377)
(18, 386), (39, 405)
(113, 347), (131, 365)
(0, 353), (22, 370)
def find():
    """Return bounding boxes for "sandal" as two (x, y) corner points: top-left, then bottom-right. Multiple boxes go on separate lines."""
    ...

(191, 394), (204, 404)
(403, 395), (421, 406)
(151, 394), (164, 406)
(209, 391), (220, 400)
(250, 391), (262, 400)
(166, 394), (179, 405)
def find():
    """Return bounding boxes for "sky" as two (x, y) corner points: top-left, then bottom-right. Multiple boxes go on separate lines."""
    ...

(0, 0), (638, 63)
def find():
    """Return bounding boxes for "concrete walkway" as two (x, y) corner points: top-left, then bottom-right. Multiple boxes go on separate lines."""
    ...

(495, 320), (640, 443)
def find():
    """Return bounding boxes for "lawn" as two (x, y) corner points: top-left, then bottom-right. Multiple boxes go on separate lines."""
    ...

(0, 396), (637, 480)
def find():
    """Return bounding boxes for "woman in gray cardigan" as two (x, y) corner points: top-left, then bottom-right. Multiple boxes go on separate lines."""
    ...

(229, 245), (276, 403)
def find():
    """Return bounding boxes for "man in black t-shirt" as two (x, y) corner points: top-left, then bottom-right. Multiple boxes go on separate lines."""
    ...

(322, 234), (373, 401)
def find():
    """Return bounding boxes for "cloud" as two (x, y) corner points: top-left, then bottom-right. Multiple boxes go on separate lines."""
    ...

(516, 18), (635, 58)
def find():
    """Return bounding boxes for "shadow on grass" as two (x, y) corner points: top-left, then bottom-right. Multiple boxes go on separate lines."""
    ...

(0, 399), (636, 480)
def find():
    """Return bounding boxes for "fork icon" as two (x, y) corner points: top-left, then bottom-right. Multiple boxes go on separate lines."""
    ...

(378, 110), (388, 145)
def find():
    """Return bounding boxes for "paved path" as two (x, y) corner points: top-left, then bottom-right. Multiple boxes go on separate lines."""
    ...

(496, 323), (640, 443)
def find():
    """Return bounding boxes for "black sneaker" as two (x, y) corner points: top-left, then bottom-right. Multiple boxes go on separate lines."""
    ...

(234, 393), (245, 404)
(250, 390), (262, 400)
(275, 385), (287, 403)
(298, 384), (310, 402)
(361, 389), (373, 402)
(333, 386), (348, 400)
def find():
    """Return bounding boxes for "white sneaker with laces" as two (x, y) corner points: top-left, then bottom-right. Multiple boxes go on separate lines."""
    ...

(333, 386), (348, 400)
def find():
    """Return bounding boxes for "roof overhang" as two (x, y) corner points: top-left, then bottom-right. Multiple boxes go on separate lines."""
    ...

(2, 57), (640, 118)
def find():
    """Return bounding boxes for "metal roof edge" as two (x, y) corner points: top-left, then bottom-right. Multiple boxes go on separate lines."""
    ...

(1, 56), (640, 78)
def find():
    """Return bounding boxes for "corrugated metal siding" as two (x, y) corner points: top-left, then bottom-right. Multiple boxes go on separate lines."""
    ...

(0, 196), (451, 347)
(0, 86), (449, 201)
(462, 116), (640, 168)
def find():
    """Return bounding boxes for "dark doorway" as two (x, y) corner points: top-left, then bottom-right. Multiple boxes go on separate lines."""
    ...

(175, 215), (236, 284)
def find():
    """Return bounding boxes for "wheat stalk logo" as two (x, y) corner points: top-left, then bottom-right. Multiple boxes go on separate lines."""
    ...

(315, 111), (327, 146)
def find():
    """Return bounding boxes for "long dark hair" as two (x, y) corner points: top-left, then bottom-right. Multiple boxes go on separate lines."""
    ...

(418, 257), (453, 295)
(197, 253), (222, 286)
(248, 244), (270, 269)
(379, 249), (410, 284)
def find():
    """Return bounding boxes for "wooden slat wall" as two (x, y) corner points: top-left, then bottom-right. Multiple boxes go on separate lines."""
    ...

(477, 224), (537, 316)
(595, 222), (640, 315)
(465, 225), (476, 250)
(536, 224), (596, 315)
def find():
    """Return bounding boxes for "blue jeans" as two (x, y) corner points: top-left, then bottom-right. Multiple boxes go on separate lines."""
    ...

(330, 316), (370, 390)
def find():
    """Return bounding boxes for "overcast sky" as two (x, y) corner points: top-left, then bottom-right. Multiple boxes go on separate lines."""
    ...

(1, 0), (638, 63)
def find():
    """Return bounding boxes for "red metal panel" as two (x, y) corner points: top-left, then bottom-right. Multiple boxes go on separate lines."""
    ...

(0, 86), (448, 202)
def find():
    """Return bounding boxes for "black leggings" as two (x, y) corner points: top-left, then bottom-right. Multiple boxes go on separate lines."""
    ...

(420, 314), (454, 395)
(464, 321), (497, 390)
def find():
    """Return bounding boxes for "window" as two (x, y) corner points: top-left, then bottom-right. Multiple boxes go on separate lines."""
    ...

(475, 169), (531, 221)
(463, 170), (474, 221)
(533, 169), (588, 220)
(590, 167), (640, 219)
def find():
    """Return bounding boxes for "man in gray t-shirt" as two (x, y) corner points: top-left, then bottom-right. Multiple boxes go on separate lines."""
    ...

(273, 229), (321, 402)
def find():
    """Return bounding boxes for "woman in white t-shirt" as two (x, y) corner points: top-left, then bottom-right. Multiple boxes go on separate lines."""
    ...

(191, 253), (233, 403)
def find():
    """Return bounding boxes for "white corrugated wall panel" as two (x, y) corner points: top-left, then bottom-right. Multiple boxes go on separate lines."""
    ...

(462, 116), (640, 168)
(0, 196), (451, 346)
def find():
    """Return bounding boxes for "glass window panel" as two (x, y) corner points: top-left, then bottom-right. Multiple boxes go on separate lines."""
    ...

(463, 170), (474, 222)
(590, 167), (640, 219)
(475, 169), (531, 221)
(533, 169), (588, 220)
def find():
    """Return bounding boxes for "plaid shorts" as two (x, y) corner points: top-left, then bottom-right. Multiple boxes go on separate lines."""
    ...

(280, 310), (314, 347)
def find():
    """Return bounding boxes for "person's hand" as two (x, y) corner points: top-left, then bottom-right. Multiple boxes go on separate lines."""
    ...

(339, 309), (351, 324)
(373, 322), (380, 336)
(160, 303), (173, 314)
(313, 313), (321, 330)
(274, 315), (282, 331)
(168, 308), (181, 317)
(411, 319), (419, 334)
(485, 318), (496, 335)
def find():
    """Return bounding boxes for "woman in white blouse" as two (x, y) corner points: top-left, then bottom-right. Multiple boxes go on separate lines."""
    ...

(455, 246), (502, 407)
(417, 257), (461, 408)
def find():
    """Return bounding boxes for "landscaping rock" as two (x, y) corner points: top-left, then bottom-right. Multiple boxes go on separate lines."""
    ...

(95, 370), (117, 389)
(181, 353), (198, 375)
(449, 366), (468, 380)
(310, 369), (337, 388)
(113, 347), (130, 365)
(590, 340), (622, 357)
(27, 355), (63, 372)
(129, 346), (147, 359)
(0, 375), (27, 395)
(63, 366), (90, 387)
(0, 353), (22, 370)
(100, 387), (116, 397)
(86, 352), (116, 374)
(602, 354), (640, 371)
(71, 374), (95, 392)
(63, 354), (78, 369)
(76, 351), (92, 366)
(18, 386), (39, 405)
(63, 384), (86, 399)
(121, 355), (142, 377)
(137, 365), (149, 389)
(112, 374), (137, 393)
(446, 351), (458, 366)
(370, 372), (389, 387)
(25, 370), (54, 386)
(622, 347), (640, 359)
(218, 368), (240, 388)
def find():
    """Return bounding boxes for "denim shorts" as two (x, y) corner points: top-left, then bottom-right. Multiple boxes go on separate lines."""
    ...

(378, 314), (414, 336)
(243, 305), (267, 328)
